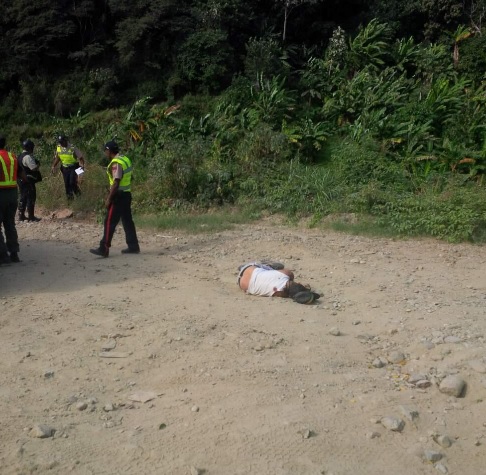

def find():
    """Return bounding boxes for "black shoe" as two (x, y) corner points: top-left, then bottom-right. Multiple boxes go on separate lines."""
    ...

(27, 216), (41, 222)
(0, 253), (11, 265)
(121, 248), (140, 254)
(10, 252), (20, 263)
(90, 248), (109, 258)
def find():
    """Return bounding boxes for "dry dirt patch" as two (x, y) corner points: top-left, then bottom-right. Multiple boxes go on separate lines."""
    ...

(1, 218), (486, 474)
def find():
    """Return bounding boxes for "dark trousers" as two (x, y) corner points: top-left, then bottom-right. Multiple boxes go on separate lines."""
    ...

(0, 188), (19, 255)
(18, 180), (36, 212)
(99, 192), (139, 253)
(61, 164), (80, 199)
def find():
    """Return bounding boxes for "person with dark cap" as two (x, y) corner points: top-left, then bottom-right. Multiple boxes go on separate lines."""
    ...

(90, 141), (140, 258)
(50, 134), (85, 200)
(0, 134), (28, 264)
(17, 139), (42, 222)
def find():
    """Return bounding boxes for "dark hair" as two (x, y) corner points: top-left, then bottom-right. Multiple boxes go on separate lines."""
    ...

(58, 135), (67, 143)
(287, 281), (310, 298)
(0, 135), (6, 149)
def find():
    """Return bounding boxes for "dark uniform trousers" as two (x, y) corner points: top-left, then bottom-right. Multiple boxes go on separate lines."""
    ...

(18, 179), (37, 213)
(0, 188), (20, 255)
(61, 164), (80, 199)
(99, 191), (139, 254)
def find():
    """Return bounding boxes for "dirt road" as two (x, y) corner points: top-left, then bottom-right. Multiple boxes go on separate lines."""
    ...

(1, 217), (486, 474)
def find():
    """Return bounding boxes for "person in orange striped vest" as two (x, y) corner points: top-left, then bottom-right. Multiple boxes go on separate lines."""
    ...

(0, 135), (28, 264)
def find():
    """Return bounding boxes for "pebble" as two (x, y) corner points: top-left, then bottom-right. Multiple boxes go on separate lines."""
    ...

(424, 449), (443, 462)
(387, 351), (405, 364)
(366, 431), (381, 439)
(380, 416), (405, 432)
(372, 357), (387, 368)
(104, 403), (115, 412)
(44, 370), (55, 379)
(444, 336), (461, 344)
(329, 327), (341, 336)
(415, 380), (432, 389)
(190, 467), (200, 475)
(434, 462), (448, 474)
(191, 405), (199, 412)
(409, 373), (427, 384)
(399, 405), (419, 422)
(76, 402), (88, 411)
(439, 375), (466, 397)
(435, 435), (453, 448)
(29, 424), (54, 438)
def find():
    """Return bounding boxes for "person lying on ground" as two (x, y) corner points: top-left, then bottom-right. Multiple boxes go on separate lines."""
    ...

(237, 261), (321, 304)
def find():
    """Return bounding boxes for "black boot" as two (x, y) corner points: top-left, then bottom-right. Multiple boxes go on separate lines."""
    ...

(10, 252), (20, 263)
(18, 210), (26, 222)
(27, 206), (41, 222)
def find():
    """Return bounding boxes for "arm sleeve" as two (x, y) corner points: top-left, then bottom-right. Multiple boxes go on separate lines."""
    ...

(23, 154), (38, 170)
(112, 163), (123, 180)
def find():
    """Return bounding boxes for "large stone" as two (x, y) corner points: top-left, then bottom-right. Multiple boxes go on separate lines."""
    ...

(439, 375), (466, 398)
(388, 351), (405, 364)
(29, 425), (54, 438)
(381, 417), (405, 432)
(54, 209), (74, 220)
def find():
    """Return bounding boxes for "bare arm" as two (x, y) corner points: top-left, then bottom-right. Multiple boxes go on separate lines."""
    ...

(105, 178), (120, 209)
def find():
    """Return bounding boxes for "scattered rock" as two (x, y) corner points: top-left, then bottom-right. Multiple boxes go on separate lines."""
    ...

(409, 374), (427, 384)
(104, 403), (115, 412)
(366, 431), (381, 439)
(191, 405), (200, 412)
(399, 405), (419, 422)
(434, 435), (453, 448)
(423, 449), (443, 462)
(434, 462), (448, 474)
(372, 357), (387, 368)
(29, 425), (54, 438)
(381, 417), (405, 432)
(128, 391), (157, 403)
(44, 370), (55, 379)
(101, 339), (117, 351)
(329, 327), (341, 336)
(54, 209), (73, 220)
(415, 380), (432, 389)
(76, 402), (88, 411)
(190, 466), (200, 475)
(439, 375), (466, 398)
(388, 351), (405, 364)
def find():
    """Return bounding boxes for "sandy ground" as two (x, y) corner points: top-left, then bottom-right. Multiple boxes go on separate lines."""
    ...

(1, 215), (486, 475)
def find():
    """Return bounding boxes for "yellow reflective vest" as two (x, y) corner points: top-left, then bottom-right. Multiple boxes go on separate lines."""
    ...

(56, 145), (77, 166)
(0, 150), (18, 188)
(107, 155), (132, 192)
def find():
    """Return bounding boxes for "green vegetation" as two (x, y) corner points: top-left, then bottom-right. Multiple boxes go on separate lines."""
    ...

(2, 2), (486, 243)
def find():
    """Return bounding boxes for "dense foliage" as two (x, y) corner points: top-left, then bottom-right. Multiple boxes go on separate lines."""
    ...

(2, 1), (486, 242)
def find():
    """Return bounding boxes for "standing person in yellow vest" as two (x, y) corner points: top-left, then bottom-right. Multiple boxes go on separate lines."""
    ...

(0, 134), (28, 264)
(90, 141), (140, 258)
(50, 134), (85, 200)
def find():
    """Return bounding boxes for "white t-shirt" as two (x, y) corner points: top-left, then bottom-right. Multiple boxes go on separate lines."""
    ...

(247, 268), (290, 297)
(22, 153), (37, 171)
